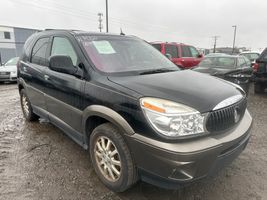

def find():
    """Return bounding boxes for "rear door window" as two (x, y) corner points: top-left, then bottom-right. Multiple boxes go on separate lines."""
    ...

(152, 44), (162, 52)
(165, 44), (178, 58)
(31, 37), (50, 66)
(181, 46), (192, 57)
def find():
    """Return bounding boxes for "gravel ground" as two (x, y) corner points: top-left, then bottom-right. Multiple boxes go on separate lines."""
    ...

(0, 83), (266, 200)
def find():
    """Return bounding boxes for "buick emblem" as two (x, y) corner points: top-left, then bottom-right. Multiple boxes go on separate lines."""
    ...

(234, 107), (240, 123)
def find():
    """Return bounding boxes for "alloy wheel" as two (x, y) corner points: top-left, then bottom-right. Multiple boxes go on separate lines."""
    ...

(22, 94), (30, 117)
(94, 136), (122, 182)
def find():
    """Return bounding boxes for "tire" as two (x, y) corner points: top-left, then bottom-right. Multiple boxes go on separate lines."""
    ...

(254, 82), (265, 94)
(20, 89), (39, 121)
(90, 123), (137, 192)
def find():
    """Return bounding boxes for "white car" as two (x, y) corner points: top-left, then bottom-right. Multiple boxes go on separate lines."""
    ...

(0, 57), (19, 82)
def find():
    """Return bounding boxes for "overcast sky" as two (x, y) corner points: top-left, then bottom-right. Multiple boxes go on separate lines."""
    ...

(1, 0), (267, 50)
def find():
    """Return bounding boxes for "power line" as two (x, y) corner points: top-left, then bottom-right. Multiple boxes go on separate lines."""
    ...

(10, 0), (97, 23)
(11, 0), (173, 33)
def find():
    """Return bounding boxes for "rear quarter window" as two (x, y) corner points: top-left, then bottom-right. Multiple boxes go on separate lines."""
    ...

(152, 44), (162, 52)
(22, 34), (36, 60)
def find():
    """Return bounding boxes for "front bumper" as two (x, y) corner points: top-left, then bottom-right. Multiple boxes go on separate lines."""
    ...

(0, 74), (17, 82)
(125, 110), (252, 189)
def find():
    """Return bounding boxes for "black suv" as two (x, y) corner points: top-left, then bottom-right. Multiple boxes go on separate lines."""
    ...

(253, 48), (267, 93)
(17, 30), (252, 192)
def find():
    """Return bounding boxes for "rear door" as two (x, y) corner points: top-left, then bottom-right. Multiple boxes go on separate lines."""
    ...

(164, 44), (179, 66)
(189, 46), (202, 66)
(180, 45), (194, 68)
(44, 35), (85, 140)
(19, 36), (50, 117)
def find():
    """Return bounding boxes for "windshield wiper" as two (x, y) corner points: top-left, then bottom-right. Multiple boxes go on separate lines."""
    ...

(139, 68), (177, 75)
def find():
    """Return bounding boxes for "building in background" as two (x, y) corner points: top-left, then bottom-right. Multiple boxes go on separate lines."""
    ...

(0, 25), (39, 64)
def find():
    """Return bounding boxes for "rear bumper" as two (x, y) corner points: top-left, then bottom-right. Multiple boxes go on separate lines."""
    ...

(125, 110), (252, 189)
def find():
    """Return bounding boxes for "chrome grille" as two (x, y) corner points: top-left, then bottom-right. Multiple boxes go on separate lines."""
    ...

(0, 72), (10, 75)
(206, 98), (247, 133)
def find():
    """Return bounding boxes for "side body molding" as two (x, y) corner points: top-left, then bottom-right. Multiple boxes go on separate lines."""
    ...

(82, 105), (135, 136)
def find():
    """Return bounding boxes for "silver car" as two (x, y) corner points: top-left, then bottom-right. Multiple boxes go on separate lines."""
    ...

(0, 57), (19, 82)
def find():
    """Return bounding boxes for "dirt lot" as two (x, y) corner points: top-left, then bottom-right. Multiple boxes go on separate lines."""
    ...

(0, 83), (266, 200)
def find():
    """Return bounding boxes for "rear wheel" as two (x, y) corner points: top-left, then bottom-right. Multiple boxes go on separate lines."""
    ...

(20, 89), (39, 121)
(254, 82), (265, 93)
(90, 123), (137, 192)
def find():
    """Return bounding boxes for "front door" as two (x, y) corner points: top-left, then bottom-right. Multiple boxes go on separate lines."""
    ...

(44, 36), (85, 139)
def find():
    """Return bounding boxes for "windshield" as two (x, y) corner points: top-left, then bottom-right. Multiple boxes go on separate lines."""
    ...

(241, 53), (259, 61)
(198, 57), (236, 68)
(77, 35), (178, 75)
(4, 57), (19, 66)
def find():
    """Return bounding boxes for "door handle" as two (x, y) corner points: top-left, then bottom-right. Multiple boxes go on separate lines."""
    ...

(44, 75), (50, 80)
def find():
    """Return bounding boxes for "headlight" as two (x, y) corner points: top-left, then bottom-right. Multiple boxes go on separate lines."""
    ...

(11, 71), (17, 75)
(140, 97), (205, 138)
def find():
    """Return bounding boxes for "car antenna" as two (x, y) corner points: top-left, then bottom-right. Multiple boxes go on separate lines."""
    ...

(120, 28), (125, 35)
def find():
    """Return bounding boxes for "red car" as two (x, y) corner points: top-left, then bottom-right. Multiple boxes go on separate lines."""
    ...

(151, 42), (204, 69)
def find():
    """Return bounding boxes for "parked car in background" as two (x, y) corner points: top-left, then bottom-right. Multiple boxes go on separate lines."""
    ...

(17, 30), (252, 192)
(0, 57), (19, 83)
(239, 51), (260, 63)
(151, 42), (204, 69)
(193, 55), (253, 94)
(253, 48), (267, 93)
(206, 53), (228, 57)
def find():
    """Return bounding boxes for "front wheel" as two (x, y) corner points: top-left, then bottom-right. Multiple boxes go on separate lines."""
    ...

(20, 89), (39, 121)
(90, 123), (137, 192)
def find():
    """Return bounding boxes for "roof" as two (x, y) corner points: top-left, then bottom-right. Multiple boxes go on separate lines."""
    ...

(38, 29), (133, 38)
(150, 41), (186, 45)
(239, 51), (260, 54)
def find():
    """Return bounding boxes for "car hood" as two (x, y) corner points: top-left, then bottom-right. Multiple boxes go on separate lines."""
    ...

(108, 70), (243, 113)
(0, 65), (17, 72)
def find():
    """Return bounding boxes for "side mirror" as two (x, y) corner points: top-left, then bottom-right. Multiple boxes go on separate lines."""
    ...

(165, 53), (172, 60)
(49, 55), (77, 75)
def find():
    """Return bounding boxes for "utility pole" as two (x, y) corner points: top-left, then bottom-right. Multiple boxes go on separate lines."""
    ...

(105, 0), (109, 32)
(212, 36), (220, 53)
(232, 25), (237, 54)
(98, 13), (103, 32)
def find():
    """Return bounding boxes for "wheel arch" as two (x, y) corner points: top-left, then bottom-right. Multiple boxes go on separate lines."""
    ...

(82, 105), (135, 148)
(18, 77), (27, 93)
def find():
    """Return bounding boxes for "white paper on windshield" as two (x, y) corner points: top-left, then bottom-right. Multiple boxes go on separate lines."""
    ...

(92, 41), (116, 54)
